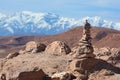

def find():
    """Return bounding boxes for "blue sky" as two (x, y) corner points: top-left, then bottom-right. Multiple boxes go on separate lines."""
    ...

(0, 0), (120, 22)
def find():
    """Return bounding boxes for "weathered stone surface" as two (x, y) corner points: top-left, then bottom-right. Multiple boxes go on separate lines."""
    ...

(45, 41), (71, 56)
(79, 20), (93, 53)
(94, 47), (120, 64)
(108, 49), (120, 64)
(94, 47), (111, 57)
(71, 20), (94, 59)
(17, 69), (45, 80)
(19, 50), (26, 54)
(70, 58), (101, 76)
(6, 52), (19, 59)
(25, 41), (46, 53)
(25, 41), (37, 52)
(74, 46), (94, 55)
(0, 73), (6, 80)
(73, 53), (95, 59)
(0, 68), (46, 80)
(88, 69), (119, 80)
(51, 72), (72, 80)
(110, 48), (120, 55)
(69, 21), (98, 80)
(76, 74), (88, 80)
(0, 52), (71, 79)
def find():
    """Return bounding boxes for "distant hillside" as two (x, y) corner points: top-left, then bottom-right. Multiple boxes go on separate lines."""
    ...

(0, 26), (120, 58)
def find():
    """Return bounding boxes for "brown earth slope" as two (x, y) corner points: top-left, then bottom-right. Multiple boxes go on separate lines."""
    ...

(0, 26), (120, 58)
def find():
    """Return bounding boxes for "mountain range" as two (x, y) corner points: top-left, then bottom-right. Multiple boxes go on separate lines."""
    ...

(0, 11), (120, 36)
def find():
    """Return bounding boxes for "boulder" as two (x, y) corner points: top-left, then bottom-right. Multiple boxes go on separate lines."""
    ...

(25, 41), (46, 53)
(6, 52), (19, 59)
(94, 47), (120, 62)
(94, 47), (111, 57)
(89, 69), (118, 80)
(70, 58), (101, 76)
(51, 72), (72, 80)
(108, 48), (120, 64)
(17, 69), (45, 80)
(0, 69), (46, 80)
(45, 41), (71, 56)
(110, 48), (120, 55)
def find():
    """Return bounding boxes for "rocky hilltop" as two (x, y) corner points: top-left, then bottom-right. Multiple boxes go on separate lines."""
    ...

(0, 26), (120, 58)
(0, 21), (120, 80)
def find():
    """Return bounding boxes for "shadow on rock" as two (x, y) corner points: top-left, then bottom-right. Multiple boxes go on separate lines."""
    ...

(90, 59), (120, 74)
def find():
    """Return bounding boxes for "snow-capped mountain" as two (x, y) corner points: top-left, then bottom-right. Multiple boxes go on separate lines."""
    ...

(0, 11), (120, 36)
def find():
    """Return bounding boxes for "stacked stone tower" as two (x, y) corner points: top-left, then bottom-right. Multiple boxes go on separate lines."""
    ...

(73, 20), (95, 58)
(70, 20), (96, 80)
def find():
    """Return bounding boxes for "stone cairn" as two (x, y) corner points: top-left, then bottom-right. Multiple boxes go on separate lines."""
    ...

(70, 20), (96, 80)
(73, 20), (95, 58)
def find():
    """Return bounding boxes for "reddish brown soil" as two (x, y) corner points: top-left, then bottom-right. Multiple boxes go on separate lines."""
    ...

(0, 27), (120, 58)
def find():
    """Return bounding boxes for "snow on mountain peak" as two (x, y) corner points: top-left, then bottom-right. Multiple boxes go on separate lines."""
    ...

(0, 13), (6, 19)
(0, 11), (120, 36)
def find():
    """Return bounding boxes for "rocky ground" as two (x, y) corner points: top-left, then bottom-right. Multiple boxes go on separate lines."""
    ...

(0, 26), (120, 58)
(0, 41), (119, 80)
(0, 22), (120, 80)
